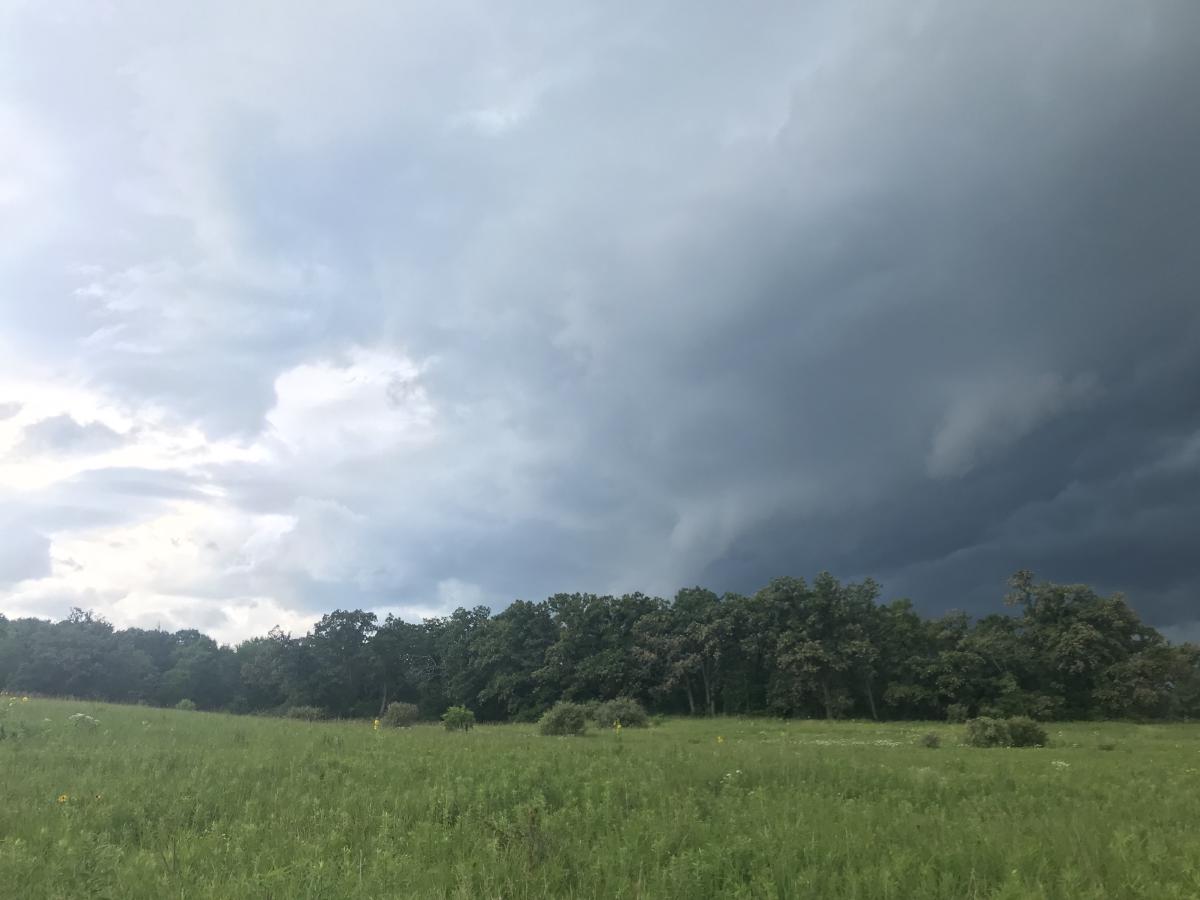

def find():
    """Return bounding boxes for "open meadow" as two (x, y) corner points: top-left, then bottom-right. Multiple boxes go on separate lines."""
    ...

(2, 698), (1199, 899)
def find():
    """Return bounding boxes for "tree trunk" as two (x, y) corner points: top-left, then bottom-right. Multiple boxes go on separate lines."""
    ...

(377, 681), (388, 717)
(822, 678), (833, 720)
(684, 678), (696, 716)
(700, 663), (714, 717)
(864, 674), (878, 721)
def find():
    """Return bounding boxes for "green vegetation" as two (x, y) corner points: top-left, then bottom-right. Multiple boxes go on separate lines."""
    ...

(538, 701), (589, 736)
(2, 697), (1199, 898)
(285, 705), (326, 721)
(380, 701), (419, 728)
(2, 573), (1197, 726)
(592, 697), (649, 728)
(964, 715), (1049, 748)
(441, 704), (475, 731)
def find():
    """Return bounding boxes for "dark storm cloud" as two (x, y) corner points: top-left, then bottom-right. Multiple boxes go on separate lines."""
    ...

(2, 0), (1199, 637)
(682, 3), (1200, 627)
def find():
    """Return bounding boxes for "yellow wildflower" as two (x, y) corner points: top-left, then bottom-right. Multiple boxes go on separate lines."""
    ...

(613, 720), (622, 733)
(57, 794), (68, 804)
(717, 735), (725, 744)
(373, 718), (380, 731)
(21, 697), (29, 703)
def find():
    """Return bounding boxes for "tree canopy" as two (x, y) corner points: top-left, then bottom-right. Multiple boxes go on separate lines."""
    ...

(1, 572), (1195, 722)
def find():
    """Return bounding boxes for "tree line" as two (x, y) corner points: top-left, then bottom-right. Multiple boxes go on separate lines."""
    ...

(1, 571), (1196, 721)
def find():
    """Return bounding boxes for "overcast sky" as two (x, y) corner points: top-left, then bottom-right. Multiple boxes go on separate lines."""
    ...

(2, 0), (1198, 644)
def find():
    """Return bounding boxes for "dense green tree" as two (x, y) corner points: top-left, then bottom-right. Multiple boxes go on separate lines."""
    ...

(308, 610), (379, 716)
(473, 600), (558, 721)
(0, 573), (1189, 724)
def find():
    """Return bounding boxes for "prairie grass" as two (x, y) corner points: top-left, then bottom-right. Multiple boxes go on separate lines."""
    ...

(2, 697), (1198, 898)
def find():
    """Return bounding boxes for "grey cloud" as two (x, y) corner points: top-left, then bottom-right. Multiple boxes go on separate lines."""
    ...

(0, 529), (50, 587)
(14, 415), (125, 458)
(24, 467), (210, 533)
(2, 1), (1200, 636)
(0, 402), (21, 420)
(1161, 620), (1200, 645)
(926, 374), (1099, 480)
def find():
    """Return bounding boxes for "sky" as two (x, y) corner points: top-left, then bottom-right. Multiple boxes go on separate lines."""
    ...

(2, 0), (1199, 644)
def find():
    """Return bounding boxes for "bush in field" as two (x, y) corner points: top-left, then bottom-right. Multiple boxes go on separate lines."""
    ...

(175, 698), (197, 712)
(964, 716), (1048, 748)
(442, 705), (475, 732)
(579, 700), (602, 721)
(538, 702), (588, 736)
(1005, 716), (1048, 747)
(594, 697), (649, 728)
(945, 703), (969, 724)
(381, 702), (419, 727)
(286, 705), (326, 721)
(964, 717), (1010, 747)
(918, 732), (941, 749)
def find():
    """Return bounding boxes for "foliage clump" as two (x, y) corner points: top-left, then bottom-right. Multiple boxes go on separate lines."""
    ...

(963, 716), (1048, 748)
(538, 702), (588, 736)
(381, 702), (419, 727)
(594, 697), (649, 728)
(918, 732), (941, 749)
(286, 705), (326, 721)
(1005, 716), (1049, 747)
(442, 705), (475, 732)
(945, 704), (969, 724)
(175, 698), (197, 711)
(964, 717), (1009, 747)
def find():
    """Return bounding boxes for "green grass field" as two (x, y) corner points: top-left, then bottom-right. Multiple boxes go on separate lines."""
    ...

(2, 697), (1198, 899)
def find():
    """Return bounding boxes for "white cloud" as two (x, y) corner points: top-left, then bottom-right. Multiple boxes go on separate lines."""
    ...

(265, 348), (436, 462)
(0, 372), (263, 492)
(0, 102), (64, 251)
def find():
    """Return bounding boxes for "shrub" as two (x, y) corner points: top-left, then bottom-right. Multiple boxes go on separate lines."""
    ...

(963, 716), (1012, 747)
(1006, 716), (1048, 747)
(381, 702), (419, 727)
(963, 716), (1048, 748)
(1097, 740), (1117, 752)
(286, 705), (326, 721)
(946, 703), (969, 724)
(442, 705), (475, 732)
(174, 699), (197, 712)
(580, 700), (603, 722)
(538, 702), (588, 736)
(918, 732), (941, 749)
(594, 697), (649, 729)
